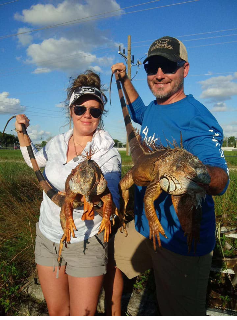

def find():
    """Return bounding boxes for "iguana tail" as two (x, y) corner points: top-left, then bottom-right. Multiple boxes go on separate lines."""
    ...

(115, 76), (145, 163)
(3, 116), (65, 207)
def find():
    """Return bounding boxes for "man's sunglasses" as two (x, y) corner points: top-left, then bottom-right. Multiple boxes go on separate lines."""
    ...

(73, 105), (102, 118)
(144, 59), (186, 75)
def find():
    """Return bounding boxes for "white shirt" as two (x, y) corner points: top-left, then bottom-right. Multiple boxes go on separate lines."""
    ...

(20, 128), (121, 243)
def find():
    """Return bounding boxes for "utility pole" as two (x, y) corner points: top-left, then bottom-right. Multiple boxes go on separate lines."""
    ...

(118, 35), (134, 156)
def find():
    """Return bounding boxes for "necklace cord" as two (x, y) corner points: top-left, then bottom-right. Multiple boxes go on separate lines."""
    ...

(72, 135), (86, 156)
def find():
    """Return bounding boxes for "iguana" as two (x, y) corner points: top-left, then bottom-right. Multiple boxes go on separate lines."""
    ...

(3, 116), (120, 263)
(115, 76), (211, 252)
(57, 155), (117, 263)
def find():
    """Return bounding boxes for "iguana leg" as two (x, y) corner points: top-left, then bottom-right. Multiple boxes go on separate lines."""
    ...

(98, 191), (112, 242)
(144, 180), (167, 250)
(114, 207), (127, 236)
(171, 193), (202, 252)
(58, 194), (77, 263)
(81, 198), (94, 220)
(119, 169), (134, 216)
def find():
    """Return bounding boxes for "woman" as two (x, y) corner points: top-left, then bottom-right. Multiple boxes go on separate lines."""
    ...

(15, 70), (121, 316)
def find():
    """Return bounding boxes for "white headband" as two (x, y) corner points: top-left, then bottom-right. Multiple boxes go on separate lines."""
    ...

(69, 86), (106, 107)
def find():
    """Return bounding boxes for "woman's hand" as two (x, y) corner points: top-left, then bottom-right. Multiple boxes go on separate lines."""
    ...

(15, 114), (30, 132)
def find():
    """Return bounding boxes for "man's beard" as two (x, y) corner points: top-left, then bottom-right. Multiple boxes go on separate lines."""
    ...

(149, 79), (184, 101)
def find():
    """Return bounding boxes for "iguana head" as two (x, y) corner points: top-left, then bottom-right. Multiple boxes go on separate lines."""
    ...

(158, 148), (211, 195)
(69, 159), (97, 197)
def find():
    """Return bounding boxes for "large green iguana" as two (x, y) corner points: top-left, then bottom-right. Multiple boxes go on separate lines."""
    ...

(115, 76), (211, 252)
(3, 116), (119, 263)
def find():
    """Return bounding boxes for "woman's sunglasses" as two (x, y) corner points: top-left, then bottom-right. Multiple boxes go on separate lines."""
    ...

(144, 59), (186, 75)
(73, 105), (102, 118)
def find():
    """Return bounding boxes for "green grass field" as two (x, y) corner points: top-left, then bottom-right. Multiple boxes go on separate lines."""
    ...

(1, 148), (237, 165)
(0, 149), (23, 160)
(0, 148), (236, 315)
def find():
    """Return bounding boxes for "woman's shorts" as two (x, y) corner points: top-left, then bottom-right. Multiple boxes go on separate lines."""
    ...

(35, 222), (108, 278)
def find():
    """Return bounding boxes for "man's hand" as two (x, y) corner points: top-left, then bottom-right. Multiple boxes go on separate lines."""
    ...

(111, 62), (139, 104)
(205, 165), (229, 195)
(111, 63), (128, 81)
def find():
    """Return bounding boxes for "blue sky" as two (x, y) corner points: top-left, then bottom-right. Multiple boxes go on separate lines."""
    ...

(0, 0), (237, 144)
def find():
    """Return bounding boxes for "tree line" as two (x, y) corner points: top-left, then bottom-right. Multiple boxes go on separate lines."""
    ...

(222, 136), (237, 148)
(0, 131), (18, 148)
(0, 132), (235, 149)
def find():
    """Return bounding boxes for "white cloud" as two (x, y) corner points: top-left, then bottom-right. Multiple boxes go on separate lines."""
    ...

(56, 102), (66, 108)
(89, 65), (102, 73)
(26, 37), (114, 73)
(222, 121), (237, 138)
(17, 27), (33, 46)
(0, 92), (25, 114)
(27, 125), (52, 143)
(33, 67), (51, 74)
(14, 0), (122, 25)
(212, 102), (228, 112)
(212, 102), (237, 113)
(14, 0), (123, 74)
(200, 74), (237, 102)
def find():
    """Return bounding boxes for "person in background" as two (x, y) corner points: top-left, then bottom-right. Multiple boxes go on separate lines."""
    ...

(106, 36), (229, 316)
(15, 70), (121, 316)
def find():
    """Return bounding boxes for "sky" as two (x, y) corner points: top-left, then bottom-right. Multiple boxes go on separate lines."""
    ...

(0, 0), (237, 144)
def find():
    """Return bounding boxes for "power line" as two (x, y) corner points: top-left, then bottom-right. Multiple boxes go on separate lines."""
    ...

(1, 28), (236, 78)
(0, 0), (162, 39)
(0, 39), (235, 81)
(0, 0), (19, 6)
(0, 0), (198, 40)
(182, 33), (237, 42)
(132, 27), (237, 44)
(4, 89), (64, 96)
(188, 40), (237, 48)
(2, 28), (235, 75)
(4, 105), (64, 113)
(0, 108), (65, 118)
(133, 33), (237, 48)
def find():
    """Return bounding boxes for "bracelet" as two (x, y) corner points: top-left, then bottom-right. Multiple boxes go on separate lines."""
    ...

(15, 128), (23, 133)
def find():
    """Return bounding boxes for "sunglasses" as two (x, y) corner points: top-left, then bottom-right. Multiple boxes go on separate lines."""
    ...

(144, 59), (186, 75)
(73, 105), (102, 118)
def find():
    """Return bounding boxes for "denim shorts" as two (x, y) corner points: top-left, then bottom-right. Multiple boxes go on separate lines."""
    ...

(35, 222), (108, 278)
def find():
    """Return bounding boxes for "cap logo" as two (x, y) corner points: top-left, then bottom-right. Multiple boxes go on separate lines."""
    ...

(150, 39), (173, 52)
(69, 86), (105, 107)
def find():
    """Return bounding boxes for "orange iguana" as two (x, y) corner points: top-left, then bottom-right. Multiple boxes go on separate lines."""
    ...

(3, 116), (119, 263)
(115, 76), (211, 252)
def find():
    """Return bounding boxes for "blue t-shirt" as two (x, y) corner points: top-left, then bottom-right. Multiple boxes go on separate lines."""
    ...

(127, 94), (229, 256)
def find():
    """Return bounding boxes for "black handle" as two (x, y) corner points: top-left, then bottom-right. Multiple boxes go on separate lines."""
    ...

(21, 123), (27, 135)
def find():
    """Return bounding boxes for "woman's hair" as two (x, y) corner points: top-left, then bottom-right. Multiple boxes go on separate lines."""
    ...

(66, 70), (107, 129)
(67, 70), (107, 108)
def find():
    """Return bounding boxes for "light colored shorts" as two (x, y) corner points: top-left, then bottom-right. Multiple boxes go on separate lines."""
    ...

(35, 222), (108, 278)
(113, 220), (213, 316)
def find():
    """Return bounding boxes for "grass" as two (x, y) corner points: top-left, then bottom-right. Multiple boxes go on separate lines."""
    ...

(0, 149), (23, 160)
(0, 160), (41, 315)
(0, 149), (236, 314)
(224, 151), (237, 167)
(214, 170), (237, 227)
(119, 150), (133, 165)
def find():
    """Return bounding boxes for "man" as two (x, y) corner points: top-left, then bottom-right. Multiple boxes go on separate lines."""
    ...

(106, 36), (229, 316)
